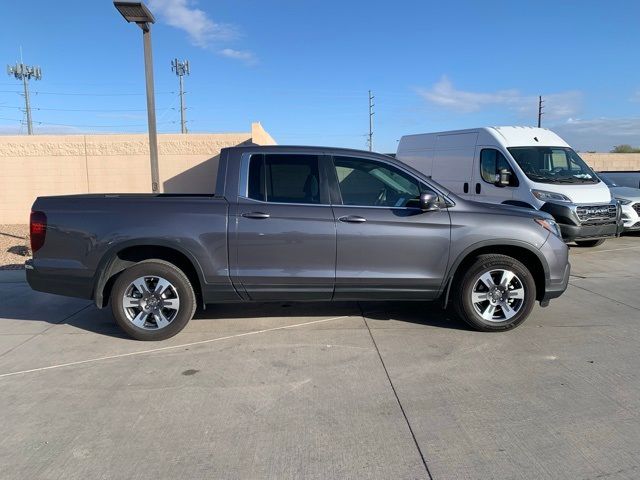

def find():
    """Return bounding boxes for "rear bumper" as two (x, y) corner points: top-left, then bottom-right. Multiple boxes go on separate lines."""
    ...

(25, 259), (94, 300)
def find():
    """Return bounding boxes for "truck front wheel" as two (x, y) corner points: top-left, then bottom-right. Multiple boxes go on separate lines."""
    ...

(111, 259), (197, 341)
(453, 254), (536, 332)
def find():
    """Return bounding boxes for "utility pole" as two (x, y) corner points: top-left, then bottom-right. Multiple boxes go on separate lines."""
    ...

(368, 90), (375, 151)
(6, 62), (42, 135)
(171, 58), (190, 134)
(537, 95), (544, 128)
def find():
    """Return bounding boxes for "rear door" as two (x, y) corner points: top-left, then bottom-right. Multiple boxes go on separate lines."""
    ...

(231, 153), (336, 301)
(329, 155), (451, 300)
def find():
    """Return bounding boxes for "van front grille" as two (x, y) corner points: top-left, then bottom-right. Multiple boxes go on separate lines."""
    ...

(576, 204), (617, 224)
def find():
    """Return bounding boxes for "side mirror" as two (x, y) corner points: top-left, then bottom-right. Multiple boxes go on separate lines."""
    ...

(419, 192), (439, 211)
(496, 168), (511, 187)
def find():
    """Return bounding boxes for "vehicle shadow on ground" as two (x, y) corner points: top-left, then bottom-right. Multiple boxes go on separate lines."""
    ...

(0, 288), (469, 340)
(194, 300), (469, 331)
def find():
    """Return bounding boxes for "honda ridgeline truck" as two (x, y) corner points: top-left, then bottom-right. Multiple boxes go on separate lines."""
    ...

(26, 146), (570, 340)
(396, 127), (623, 247)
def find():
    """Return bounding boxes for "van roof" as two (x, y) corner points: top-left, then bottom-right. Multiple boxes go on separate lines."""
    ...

(398, 126), (571, 151)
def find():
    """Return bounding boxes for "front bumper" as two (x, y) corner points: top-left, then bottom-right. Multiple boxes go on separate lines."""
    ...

(541, 261), (570, 304)
(540, 201), (622, 242)
(620, 203), (640, 231)
(538, 231), (571, 305)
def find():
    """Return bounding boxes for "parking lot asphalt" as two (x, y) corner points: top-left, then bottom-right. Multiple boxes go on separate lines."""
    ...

(1, 236), (640, 480)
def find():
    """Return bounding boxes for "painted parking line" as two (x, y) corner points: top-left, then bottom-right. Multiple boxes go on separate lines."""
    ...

(0, 315), (350, 379)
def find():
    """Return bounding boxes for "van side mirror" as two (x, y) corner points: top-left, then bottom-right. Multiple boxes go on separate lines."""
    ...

(419, 192), (439, 211)
(496, 168), (511, 187)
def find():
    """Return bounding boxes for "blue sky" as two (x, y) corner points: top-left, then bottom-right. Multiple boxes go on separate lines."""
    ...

(1, 0), (638, 152)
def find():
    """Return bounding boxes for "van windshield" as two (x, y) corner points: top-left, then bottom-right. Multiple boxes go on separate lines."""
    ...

(507, 147), (599, 184)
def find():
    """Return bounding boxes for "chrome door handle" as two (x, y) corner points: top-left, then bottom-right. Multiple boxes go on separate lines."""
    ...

(242, 212), (270, 219)
(338, 215), (367, 223)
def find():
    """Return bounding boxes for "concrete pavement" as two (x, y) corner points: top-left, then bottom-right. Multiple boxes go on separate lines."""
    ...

(1, 237), (640, 479)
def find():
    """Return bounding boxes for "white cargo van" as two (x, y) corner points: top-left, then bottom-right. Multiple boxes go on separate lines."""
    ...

(397, 126), (622, 246)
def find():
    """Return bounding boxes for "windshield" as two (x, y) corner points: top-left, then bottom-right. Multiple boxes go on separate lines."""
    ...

(598, 174), (618, 187)
(507, 147), (599, 184)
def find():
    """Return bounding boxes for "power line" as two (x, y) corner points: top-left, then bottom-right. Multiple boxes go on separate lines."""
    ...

(0, 89), (174, 96)
(0, 116), (174, 129)
(0, 105), (151, 112)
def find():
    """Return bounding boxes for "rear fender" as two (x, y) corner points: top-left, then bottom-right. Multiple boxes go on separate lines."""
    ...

(93, 239), (207, 309)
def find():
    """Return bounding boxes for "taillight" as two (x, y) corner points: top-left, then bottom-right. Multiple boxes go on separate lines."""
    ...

(30, 211), (47, 253)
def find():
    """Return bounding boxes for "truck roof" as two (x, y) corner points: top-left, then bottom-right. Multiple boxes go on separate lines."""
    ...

(224, 144), (395, 158)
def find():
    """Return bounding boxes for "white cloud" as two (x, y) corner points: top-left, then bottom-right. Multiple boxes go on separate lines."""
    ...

(148, 0), (255, 63)
(552, 117), (640, 152)
(219, 48), (257, 65)
(417, 76), (581, 120)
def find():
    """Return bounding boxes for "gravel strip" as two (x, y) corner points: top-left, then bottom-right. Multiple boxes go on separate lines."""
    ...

(0, 224), (30, 270)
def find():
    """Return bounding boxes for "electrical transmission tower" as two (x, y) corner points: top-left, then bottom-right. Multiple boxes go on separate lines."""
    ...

(368, 90), (375, 151)
(537, 95), (544, 128)
(171, 58), (190, 134)
(7, 62), (42, 135)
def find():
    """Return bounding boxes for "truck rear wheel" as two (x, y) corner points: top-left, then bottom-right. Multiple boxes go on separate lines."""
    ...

(111, 259), (196, 341)
(574, 239), (605, 247)
(453, 254), (536, 332)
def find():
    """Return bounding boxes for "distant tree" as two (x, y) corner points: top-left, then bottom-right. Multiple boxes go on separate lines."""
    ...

(610, 144), (640, 153)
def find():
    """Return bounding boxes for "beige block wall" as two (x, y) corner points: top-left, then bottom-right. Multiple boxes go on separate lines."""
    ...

(0, 122), (276, 224)
(3, 126), (638, 225)
(580, 153), (640, 172)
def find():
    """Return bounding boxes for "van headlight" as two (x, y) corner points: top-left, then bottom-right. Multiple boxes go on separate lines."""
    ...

(534, 217), (562, 237)
(531, 189), (572, 202)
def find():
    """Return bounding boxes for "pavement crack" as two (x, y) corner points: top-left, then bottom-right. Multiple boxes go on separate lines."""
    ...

(358, 303), (433, 480)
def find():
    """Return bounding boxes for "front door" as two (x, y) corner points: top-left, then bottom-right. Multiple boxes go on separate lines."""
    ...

(329, 155), (451, 300)
(232, 153), (336, 301)
(472, 147), (518, 204)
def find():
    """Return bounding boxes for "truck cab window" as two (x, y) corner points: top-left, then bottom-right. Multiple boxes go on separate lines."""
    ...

(333, 156), (432, 208)
(248, 154), (321, 204)
(480, 149), (518, 186)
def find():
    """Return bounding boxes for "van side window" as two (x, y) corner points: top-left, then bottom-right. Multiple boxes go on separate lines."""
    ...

(480, 149), (518, 187)
(248, 154), (321, 204)
(333, 156), (433, 208)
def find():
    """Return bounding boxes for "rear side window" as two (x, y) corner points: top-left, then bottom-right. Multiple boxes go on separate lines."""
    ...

(248, 154), (321, 204)
(480, 149), (518, 186)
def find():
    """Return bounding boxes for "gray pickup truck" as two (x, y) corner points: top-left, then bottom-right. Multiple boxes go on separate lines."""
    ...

(26, 146), (570, 340)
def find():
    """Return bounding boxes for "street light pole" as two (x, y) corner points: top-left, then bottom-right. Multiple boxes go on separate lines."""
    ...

(113, 1), (160, 193)
(142, 24), (160, 193)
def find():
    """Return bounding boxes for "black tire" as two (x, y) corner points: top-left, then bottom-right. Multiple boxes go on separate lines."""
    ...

(574, 239), (606, 248)
(111, 259), (196, 341)
(453, 254), (536, 332)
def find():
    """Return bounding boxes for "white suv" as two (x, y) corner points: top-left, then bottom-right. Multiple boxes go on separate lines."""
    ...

(599, 173), (640, 231)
